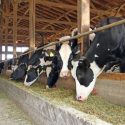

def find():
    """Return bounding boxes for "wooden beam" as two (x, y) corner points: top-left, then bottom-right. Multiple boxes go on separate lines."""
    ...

(9, 15), (76, 26)
(115, 3), (125, 16)
(36, 0), (76, 10)
(3, 26), (59, 33)
(13, 1), (18, 57)
(77, 0), (90, 54)
(29, 0), (36, 50)
(42, 10), (75, 30)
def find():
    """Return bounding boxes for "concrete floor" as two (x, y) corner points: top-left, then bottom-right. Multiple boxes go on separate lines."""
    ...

(0, 90), (34, 125)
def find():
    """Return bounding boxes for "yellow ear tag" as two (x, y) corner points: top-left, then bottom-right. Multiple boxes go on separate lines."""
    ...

(50, 52), (54, 57)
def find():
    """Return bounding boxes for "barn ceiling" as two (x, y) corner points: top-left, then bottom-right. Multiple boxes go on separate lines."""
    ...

(1, 0), (125, 46)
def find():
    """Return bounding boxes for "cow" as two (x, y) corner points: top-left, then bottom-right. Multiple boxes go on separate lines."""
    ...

(7, 58), (18, 71)
(46, 29), (80, 88)
(24, 65), (45, 86)
(10, 52), (29, 80)
(71, 17), (125, 101)
(0, 62), (4, 74)
(24, 44), (56, 86)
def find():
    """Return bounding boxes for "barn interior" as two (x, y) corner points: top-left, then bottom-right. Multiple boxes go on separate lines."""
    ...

(0, 0), (125, 61)
(0, 1), (125, 125)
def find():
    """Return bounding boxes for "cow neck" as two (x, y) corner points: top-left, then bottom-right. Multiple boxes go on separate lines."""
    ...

(85, 51), (104, 78)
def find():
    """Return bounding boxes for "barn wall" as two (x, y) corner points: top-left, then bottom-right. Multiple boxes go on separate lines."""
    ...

(96, 73), (125, 106)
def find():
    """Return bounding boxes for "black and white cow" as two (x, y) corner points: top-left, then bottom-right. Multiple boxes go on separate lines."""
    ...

(24, 44), (56, 86)
(10, 53), (29, 80)
(0, 62), (4, 74)
(7, 58), (18, 71)
(46, 29), (80, 88)
(71, 17), (125, 101)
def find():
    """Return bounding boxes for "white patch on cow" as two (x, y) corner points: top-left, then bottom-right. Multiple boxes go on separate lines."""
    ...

(96, 43), (100, 47)
(39, 58), (45, 66)
(44, 60), (52, 77)
(89, 28), (96, 42)
(71, 60), (103, 101)
(90, 61), (102, 77)
(46, 67), (52, 77)
(11, 65), (18, 71)
(59, 43), (72, 77)
(94, 54), (99, 58)
(108, 48), (110, 51)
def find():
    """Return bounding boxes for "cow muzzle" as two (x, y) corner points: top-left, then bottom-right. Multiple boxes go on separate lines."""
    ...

(76, 95), (87, 101)
(60, 70), (70, 78)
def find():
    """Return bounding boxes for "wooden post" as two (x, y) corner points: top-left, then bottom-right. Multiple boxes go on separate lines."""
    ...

(4, 16), (9, 60)
(0, 25), (2, 61)
(13, 1), (18, 58)
(0, 6), (2, 61)
(29, 0), (36, 51)
(77, 0), (90, 55)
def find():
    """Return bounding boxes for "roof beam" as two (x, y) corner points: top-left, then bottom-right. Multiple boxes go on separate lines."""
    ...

(3, 26), (59, 33)
(36, 0), (76, 10)
(9, 15), (76, 25)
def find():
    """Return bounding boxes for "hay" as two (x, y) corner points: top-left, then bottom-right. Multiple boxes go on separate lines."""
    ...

(0, 76), (125, 125)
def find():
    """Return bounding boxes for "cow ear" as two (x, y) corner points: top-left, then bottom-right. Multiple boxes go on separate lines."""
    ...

(78, 57), (90, 68)
(69, 28), (78, 50)
(69, 39), (78, 50)
(56, 43), (62, 51)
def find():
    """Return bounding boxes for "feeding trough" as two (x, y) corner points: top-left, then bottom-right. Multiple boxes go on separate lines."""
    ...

(0, 76), (125, 125)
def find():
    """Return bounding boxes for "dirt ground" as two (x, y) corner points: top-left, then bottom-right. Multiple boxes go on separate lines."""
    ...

(0, 90), (34, 125)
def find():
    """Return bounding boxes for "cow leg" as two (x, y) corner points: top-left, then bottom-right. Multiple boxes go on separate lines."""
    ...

(47, 69), (59, 88)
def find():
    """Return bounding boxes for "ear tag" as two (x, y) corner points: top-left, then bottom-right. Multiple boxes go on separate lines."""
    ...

(50, 52), (54, 57)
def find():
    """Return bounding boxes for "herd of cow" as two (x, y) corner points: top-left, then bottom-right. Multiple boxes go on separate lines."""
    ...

(0, 17), (125, 101)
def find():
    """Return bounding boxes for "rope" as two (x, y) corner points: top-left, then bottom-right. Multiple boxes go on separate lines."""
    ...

(1, 18), (125, 64)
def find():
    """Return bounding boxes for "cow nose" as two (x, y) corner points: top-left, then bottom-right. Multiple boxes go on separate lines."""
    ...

(76, 96), (87, 101)
(60, 71), (70, 78)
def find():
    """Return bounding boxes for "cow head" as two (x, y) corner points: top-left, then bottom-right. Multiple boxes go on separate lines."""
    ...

(24, 47), (56, 86)
(71, 56), (102, 101)
(28, 49), (45, 66)
(10, 63), (27, 80)
(55, 30), (79, 78)
(24, 65), (45, 86)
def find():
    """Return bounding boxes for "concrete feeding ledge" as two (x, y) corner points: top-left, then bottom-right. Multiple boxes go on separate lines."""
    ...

(0, 77), (111, 125)
(96, 73), (125, 106)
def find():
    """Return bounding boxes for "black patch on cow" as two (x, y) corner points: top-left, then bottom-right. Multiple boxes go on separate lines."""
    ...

(18, 54), (29, 65)
(0, 62), (4, 74)
(26, 68), (38, 82)
(47, 59), (60, 88)
(69, 38), (78, 50)
(28, 49), (44, 66)
(11, 63), (27, 80)
(56, 43), (62, 51)
(85, 17), (125, 69)
(54, 52), (63, 70)
(76, 58), (94, 87)
(119, 58), (125, 73)
(47, 54), (61, 88)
